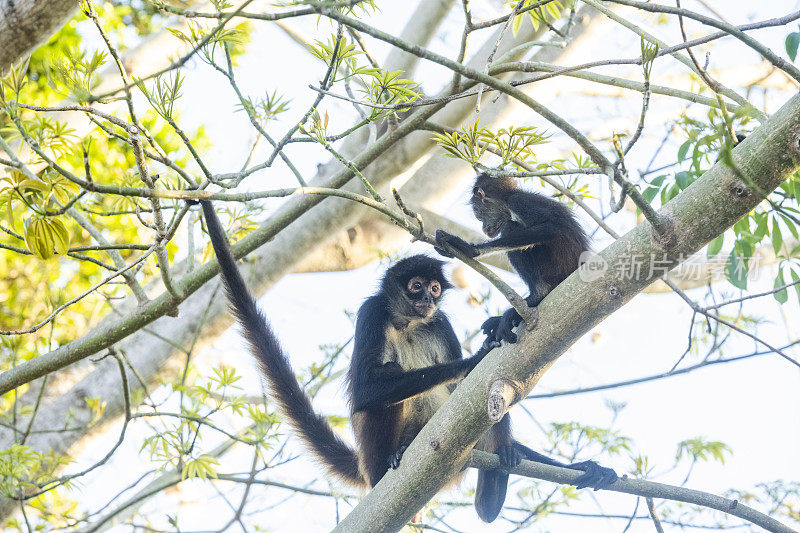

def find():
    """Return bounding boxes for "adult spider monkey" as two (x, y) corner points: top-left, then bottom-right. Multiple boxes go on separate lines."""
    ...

(436, 172), (590, 345)
(193, 199), (531, 522)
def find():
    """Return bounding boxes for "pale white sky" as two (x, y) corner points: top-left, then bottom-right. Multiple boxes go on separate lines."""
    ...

(63, 1), (800, 531)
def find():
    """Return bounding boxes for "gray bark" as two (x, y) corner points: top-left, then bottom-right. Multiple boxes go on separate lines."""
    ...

(0, 0), (77, 73)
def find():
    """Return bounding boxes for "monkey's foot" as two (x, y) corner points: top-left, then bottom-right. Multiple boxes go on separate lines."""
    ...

(568, 460), (618, 490)
(389, 445), (408, 469)
(496, 445), (522, 470)
(480, 336), (501, 355)
(466, 335), (500, 373)
(470, 337), (501, 368)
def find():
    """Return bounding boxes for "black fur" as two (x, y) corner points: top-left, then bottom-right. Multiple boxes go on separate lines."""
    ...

(197, 201), (513, 522)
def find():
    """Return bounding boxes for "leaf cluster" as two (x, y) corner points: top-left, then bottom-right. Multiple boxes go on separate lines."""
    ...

(507, 0), (569, 35)
(675, 437), (731, 465)
(640, 105), (800, 299)
(363, 70), (419, 120)
(433, 121), (549, 167)
(310, 35), (381, 84)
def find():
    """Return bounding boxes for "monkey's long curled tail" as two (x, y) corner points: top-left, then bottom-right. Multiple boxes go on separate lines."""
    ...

(197, 200), (365, 488)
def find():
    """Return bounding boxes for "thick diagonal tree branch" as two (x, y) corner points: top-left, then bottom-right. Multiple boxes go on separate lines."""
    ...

(0, 0), (77, 73)
(329, 94), (800, 533)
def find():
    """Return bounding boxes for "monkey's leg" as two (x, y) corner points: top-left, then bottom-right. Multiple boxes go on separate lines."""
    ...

(513, 442), (618, 490)
(388, 435), (415, 470)
(474, 414), (519, 522)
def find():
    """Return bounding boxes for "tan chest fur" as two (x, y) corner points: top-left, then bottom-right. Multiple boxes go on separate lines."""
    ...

(383, 323), (452, 425)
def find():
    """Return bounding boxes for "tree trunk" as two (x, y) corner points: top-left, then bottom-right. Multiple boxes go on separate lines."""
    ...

(0, 0), (77, 73)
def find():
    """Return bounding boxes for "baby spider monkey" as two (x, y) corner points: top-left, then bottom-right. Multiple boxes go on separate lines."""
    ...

(436, 172), (589, 345)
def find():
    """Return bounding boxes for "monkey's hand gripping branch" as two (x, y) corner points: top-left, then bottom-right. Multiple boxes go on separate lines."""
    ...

(435, 229), (538, 344)
(481, 296), (540, 344)
(431, 229), (533, 325)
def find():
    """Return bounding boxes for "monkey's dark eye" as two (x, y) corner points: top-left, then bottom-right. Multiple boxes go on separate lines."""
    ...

(430, 281), (441, 296)
(408, 277), (424, 293)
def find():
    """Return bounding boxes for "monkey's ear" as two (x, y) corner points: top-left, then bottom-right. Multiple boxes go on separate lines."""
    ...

(472, 186), (485, 202)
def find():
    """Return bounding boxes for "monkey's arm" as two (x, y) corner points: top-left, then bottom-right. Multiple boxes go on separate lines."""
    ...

(473, 223), (556, 254)
(385, 315), (477, 470)
(435, 223), (556, 259)
(351, 358), (478, 412)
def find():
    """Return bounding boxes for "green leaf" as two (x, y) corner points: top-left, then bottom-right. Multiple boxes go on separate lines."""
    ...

(4, 192), (13, 229)
(662, 183), (680, 203)
(511, 9), (523, 35)
(642, 187), (659, 203)
(786, 32), (800, 62)
(677, 140), (691, 162)
(772, 221), (783, 256)
(49, 217), (69, 255)
(732, 216), (750, 236)
(774, 270), (788, 304)
(675, 170), (691, 189)
(736, 237), (754, 259)
(753, 212), (768, 240)
(676, 437), (731, 464)
(650, 174), (668, 187)
(707, 234), (724, 257)
(726, 248), (748, 290)
(23, 216), (70, 259)
(780, 213), (799, 240)
(791, 268), (800, 302)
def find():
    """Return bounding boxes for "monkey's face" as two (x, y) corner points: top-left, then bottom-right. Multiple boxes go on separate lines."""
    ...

(405, 276), (442, 318)
(471, 186), (510, 238)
